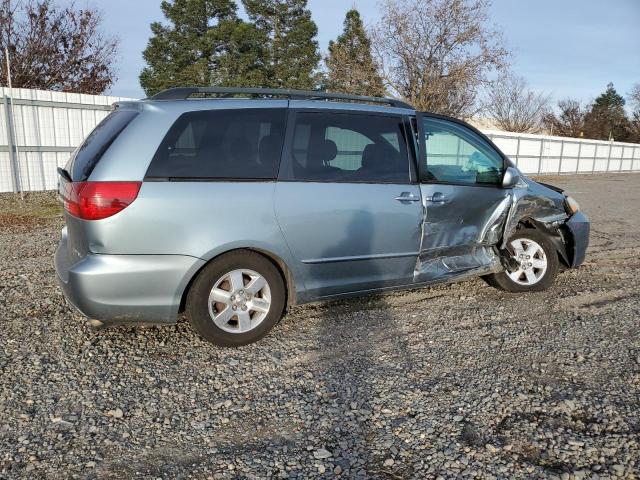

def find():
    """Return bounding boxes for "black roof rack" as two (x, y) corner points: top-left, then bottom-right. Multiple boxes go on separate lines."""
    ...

(149, 87), (414, 110)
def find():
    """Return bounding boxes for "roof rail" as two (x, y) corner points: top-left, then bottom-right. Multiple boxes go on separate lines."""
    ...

(149, 87), (414, 110)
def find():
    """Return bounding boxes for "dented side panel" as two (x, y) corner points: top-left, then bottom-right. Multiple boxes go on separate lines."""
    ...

(415, 178), (572, 282)
(415, 184), (510, 281)
(500, 180), (568, 250)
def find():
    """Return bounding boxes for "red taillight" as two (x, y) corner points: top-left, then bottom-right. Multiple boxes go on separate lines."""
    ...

(60, 181), (141, 220)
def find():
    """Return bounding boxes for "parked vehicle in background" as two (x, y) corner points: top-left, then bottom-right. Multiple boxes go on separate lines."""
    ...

(55, 88), (590, 347)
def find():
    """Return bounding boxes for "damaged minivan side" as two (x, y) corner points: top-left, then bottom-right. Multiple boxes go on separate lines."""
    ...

(413, 113), (589, 293)
(54, 87), (590, 347)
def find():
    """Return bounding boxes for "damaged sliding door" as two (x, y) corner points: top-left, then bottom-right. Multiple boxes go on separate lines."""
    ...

(413, 114), (512, 282)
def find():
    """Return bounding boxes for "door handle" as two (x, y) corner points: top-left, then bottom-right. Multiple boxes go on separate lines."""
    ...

(395, 192), (421, 203)
(425, 192), (447, 204)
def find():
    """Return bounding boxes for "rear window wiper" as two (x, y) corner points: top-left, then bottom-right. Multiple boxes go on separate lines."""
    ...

(57, 167), (72, 182)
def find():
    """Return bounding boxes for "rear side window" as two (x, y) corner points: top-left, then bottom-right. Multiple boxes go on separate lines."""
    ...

(146, 108), (286, 180)
(66, 109), (138, 181)
(283, 112), (410, 183)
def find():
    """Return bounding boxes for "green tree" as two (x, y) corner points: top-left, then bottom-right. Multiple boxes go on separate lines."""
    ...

(242, 0), (320, 90)
(325, 9), (385, 97)
(583, 83), (631, 141)
(140, 0), (265, 96)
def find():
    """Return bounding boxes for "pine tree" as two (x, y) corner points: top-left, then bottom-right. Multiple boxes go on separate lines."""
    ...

(583, 83), (631, 141)
(242, 0), (320, 90)
(325, 9), (385, 97)
(140, 0), (265, 96)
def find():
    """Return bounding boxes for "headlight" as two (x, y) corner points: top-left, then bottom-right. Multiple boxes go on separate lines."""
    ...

(565, 196), (580, 214)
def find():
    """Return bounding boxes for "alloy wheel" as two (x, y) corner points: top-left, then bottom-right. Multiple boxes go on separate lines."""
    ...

(507, 238), (548, 286)
(207, 269), (271, 333)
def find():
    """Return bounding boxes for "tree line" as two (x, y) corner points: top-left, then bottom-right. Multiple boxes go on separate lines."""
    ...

(1, 0), (638, 143)
(487, 77), (640, 142)
(139, 0), (509, 120)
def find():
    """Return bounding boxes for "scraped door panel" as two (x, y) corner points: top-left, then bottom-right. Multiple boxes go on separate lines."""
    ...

(415, 114), (511, 282)
(417, 184), (510, 280)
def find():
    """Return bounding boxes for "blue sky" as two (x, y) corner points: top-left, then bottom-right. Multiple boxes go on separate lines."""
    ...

(100, 0), (640, 107)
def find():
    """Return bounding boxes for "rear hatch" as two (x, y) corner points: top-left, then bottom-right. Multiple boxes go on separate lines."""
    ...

(58, 108), (140, 266)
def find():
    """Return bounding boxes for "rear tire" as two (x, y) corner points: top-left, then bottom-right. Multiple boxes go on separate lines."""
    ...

(186, 251), (286, 347)
(486, 228), (559, 293)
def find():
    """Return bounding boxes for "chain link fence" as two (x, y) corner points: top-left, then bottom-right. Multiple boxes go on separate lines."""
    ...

(1, 87), (639, 193)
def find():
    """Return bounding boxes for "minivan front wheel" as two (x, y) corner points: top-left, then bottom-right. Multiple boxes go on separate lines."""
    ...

(186, 251), (285, 347)
(486, 229), (559, 293)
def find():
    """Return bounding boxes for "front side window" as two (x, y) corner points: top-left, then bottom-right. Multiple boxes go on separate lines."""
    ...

(284, 112), (410, 183)
(146, 108), (286, 179)
(421, 117), (504, 185)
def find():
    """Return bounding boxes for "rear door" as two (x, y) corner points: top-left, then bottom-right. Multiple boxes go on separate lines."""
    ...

(274, 108), (423, 299)
(414, 114), (511, 281)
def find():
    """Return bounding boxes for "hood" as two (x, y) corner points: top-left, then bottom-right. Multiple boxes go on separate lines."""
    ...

(523, 177), (566, 201)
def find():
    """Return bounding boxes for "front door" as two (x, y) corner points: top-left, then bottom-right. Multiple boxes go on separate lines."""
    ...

(274, 109), (423, 299)
(415, 114), (511, 281)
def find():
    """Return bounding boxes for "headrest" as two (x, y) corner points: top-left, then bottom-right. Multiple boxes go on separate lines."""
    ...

(317, 139), (337, 161)
(308, 139), (338, 166)
(362, 143), (384, 168)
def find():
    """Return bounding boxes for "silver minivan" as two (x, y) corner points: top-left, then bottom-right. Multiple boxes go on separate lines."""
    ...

(55, 87), (589, 346)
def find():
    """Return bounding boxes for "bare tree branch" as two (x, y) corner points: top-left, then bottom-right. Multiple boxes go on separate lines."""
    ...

(371, 0), (509, 118)
(485, 73), (550, 133)
(0, 0), (118, 94)
(542, 99), (587, 138)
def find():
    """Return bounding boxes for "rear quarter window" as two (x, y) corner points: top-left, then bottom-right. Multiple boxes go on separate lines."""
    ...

(66, 109), (139, 181)
(146, 108), (287, 180)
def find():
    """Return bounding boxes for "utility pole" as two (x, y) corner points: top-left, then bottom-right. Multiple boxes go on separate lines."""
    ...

(4, 47), (24, 199)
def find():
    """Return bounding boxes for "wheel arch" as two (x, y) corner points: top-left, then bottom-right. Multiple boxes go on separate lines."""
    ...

(178, 247), (298, 314)
(511, 217), (570, 267)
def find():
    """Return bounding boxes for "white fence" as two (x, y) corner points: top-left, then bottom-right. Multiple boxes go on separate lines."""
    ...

(0, 87), (133, 193)
(0, 87), (639, 193)
(484, 130), (640, 175)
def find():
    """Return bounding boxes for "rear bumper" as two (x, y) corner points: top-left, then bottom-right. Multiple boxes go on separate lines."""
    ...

(565, 211), (590, 268)
(55, 227), (205, 325)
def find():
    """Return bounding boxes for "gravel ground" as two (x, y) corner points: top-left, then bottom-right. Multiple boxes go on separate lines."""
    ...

(1, 173), (639, 479)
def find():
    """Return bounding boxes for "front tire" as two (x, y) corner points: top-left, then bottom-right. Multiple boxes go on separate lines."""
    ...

(486, 228), (559, 293)
(186, 251), (286, 347)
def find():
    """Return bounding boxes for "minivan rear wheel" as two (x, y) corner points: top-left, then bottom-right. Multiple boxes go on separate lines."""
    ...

(486, 228), (559, 293)
(186, 251), (286, 347)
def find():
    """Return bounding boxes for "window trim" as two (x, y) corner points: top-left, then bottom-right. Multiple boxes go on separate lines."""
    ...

(415, 112), (510, 189)
(68, 109), (139, 182)
(144, 107), (288, 182)
(277, 108), (417, 185)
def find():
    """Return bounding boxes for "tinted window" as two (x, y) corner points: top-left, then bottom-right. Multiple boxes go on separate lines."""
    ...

(67, 110), (138, 181)
(421, 118), (504, 185)
(285, 112), (410, 183)
(146, 108), (286, 179)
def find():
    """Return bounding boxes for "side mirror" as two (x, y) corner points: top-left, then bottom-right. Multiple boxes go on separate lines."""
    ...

(502, 167), (520, 189)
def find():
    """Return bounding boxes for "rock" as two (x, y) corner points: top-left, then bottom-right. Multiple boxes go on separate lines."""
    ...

(313, 449), (332, 460)
(107, 408), (124, 419)
(612, 465), (625, 477)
